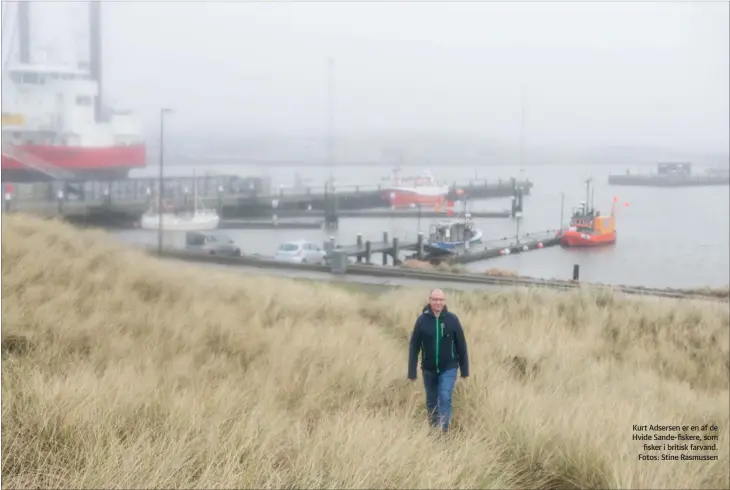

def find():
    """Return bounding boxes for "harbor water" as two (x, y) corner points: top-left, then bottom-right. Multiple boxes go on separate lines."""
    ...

(112, 163), (730, 290)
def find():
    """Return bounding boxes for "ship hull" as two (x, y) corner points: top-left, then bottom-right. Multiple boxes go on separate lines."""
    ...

(139, 211), (220, 232)
(1, 144), (146, 181)
(559, 230), (616, 247)
(382, 186), (449, 208)
(428, 229), (484, 251)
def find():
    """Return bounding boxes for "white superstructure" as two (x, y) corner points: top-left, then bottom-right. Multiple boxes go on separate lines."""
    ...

(2, 62), (142, 148)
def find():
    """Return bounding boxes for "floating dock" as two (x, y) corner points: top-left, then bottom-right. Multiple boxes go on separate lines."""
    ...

(2, 175), (532, 225)
(268, 208), (512, 219)
(415, 230), (561, 264)
(447, 235), (561, 264)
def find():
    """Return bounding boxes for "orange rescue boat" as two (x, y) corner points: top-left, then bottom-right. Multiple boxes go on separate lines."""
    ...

(559, 178), (617, 247)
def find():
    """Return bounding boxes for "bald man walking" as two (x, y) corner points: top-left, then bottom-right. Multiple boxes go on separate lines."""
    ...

(408, 288), (470, 433)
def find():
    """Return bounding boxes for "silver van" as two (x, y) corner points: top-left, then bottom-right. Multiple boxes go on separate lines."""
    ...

(185, 231), (241, 257)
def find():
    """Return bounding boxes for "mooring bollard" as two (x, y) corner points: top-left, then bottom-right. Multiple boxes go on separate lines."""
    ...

(573, 264), (580, 281)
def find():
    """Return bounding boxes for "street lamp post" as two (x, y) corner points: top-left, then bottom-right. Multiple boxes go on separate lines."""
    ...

(158, 107), (174, 255)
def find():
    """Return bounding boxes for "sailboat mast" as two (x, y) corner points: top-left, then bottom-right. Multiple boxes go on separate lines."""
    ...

(519, 84), (526, 170)
(192, 169), (198, 212)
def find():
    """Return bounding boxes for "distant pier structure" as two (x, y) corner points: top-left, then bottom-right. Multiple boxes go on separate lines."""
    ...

(609, 162), (729, 187)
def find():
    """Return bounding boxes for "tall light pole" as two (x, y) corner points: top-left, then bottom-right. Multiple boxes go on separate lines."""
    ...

(326, 56), (335, 186)
(158, 107), (174, 255)
(518, 84), (526, 171)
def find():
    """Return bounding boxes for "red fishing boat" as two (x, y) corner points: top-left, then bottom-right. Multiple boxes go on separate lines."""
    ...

(380, 166), (449, 208)
(559, 178), (618, 247)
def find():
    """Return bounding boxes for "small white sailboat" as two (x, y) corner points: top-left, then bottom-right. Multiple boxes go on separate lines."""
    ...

(140, 178), (220, 231)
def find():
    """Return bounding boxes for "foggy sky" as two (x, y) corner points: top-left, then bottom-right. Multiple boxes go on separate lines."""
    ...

(6, 1), (730, 154)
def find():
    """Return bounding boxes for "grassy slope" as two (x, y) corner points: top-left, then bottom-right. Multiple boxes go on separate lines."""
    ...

(2, 214), (729, 489)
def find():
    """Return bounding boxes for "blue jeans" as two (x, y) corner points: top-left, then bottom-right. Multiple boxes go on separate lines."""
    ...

(422, 367), (458, 432)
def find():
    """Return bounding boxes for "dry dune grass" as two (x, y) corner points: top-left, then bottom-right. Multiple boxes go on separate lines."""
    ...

(2, 214), (729, 489)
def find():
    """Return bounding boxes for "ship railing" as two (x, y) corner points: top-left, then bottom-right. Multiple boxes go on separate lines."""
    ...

(269, 183), (385, 197)
(1, 143), (78, 181)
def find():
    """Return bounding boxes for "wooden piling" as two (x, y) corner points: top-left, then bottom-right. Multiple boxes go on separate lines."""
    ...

(382, 231), (389, 265)
(573, 264), (580, 281)
(417, 232), (424, 260)
(392, 237), (400, 265)
(365, 240), (372, 264)
(356, 233), (363, 263)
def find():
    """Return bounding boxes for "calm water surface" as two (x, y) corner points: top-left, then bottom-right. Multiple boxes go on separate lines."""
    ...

(113, 163), (729, 289)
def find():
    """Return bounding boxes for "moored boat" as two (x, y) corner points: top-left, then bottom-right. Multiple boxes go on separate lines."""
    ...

(427, 216), (483, 251)
(559, 178), (617, 248)
(380, 166), (449, 208)
(140, 179), (220, 231)
(1, 2), (146, 182)
(140, 209), (220, 232)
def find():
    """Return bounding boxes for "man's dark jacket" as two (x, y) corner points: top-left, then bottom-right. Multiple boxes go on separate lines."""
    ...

(408, 304), (470, 379)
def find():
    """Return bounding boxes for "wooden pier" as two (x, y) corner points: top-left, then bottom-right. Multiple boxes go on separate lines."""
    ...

(321, 228), (560, 268)
(325, 232), (423, 266)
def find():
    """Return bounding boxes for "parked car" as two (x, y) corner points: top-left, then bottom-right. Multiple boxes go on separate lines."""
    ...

(274, 240), (327, 264)
(185, 231), (241, 257)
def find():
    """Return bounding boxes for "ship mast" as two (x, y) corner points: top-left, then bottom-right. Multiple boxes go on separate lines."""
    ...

(584, 177), (593, 214)
(519, 84), (526, 171)
(89, 1), (103, 122)
(17, 1), (30, 64)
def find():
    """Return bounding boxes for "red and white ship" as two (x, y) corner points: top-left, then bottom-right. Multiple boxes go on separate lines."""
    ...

(380, 166), (449, 208)
(1, 2), (146, 182)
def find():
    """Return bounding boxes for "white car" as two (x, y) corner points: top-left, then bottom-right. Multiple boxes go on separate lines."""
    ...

(275, 240), (328, 264)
